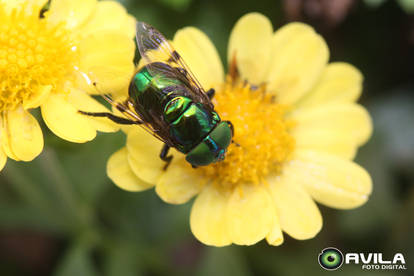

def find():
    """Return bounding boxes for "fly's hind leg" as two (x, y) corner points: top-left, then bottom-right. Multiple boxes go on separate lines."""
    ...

(160, 144), (173, 170)
(78, 111), (141, 125)
(206, 88), (215, 99)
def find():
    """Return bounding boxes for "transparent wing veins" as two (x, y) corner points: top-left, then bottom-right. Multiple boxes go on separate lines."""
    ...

(135, 21), (213, 109)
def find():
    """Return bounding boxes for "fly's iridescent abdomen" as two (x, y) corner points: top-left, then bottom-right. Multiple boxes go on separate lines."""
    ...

(129, 63), (222, 154)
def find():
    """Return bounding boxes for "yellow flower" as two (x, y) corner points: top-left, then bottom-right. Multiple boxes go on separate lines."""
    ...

(0, 0), (136, 171)
(107, 13), (373, 246)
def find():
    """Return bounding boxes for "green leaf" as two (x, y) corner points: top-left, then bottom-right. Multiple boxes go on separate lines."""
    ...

(54, 242), (98, 276)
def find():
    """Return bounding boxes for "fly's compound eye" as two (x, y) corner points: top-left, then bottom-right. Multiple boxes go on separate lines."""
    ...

(224, 121), (234, 136)
(318, 248), (344, 270)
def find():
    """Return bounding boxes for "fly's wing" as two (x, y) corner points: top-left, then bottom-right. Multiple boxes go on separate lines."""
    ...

(135, 21), (214, 110)
(102, 93), (177, 147)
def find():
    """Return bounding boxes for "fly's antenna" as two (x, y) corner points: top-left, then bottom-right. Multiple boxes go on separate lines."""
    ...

(232, 140), (241, 147)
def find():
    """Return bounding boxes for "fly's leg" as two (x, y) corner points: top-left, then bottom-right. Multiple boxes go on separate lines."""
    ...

(160, 144), (173, 170)
(78, 111), (141, 125)
(206, 88), (215, 99)
(89, 82), (143, 124)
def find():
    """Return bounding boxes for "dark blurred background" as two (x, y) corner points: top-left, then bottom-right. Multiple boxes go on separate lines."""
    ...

(1, 0), (413, 275)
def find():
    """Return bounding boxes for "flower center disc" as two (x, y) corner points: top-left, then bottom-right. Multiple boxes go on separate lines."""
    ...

(202, 79), (295, 188)
(0, 6), (77, 112)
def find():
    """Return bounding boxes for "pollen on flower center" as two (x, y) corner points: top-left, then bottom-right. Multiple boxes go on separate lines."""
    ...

(202, 78), (295, 188)
(0, 6), (78, 112)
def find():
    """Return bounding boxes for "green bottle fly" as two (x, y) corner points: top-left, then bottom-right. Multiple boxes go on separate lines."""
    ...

(130, 63), (233, 167)
(79, 22), (234, 168)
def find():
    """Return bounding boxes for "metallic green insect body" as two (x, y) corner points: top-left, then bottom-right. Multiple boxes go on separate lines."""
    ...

(130, 63), (232, 166)
(79, 22), (233, 168)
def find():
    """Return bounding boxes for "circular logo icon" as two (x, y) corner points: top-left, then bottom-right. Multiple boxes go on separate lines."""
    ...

(318, 247), (344, 270)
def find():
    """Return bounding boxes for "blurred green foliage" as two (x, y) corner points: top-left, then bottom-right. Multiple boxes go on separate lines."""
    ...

(398, 0), (414, 12)
(158, 0), (192, 11)
(1, 0), (414, 275)
(365, 0), (414, 13)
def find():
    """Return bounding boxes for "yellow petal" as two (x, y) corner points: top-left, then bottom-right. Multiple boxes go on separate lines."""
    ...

(2, 107), (43, 161)
(1, 0), (47, 13)
(267, 23), (329, 105)
(0, 141), (7, 171)
(190, 184), (231, 246)
(293, 128), (357, 159)
(85, 65), (135, 95)
(124, 15), (137, 39)
(226, 184), (275, 245)
(31, 0), (48, 11)
(290, 103), (373, 146)
(126, 128), (165, 184)
(79, 32), (135, 61)
(23, 85), (52, 110)
(285, 149), (372, 209)
(67, 88), (119, 133)
(228, 13), (273, 84)
(41, 93), (96, 143)
(0, 116), (7, 167)
(78, 31), (135, 94)
(173, 27), (224, 90)
(1, 116), (19, 161)
(48, 0), (97, 29)
(78, 1), (136, 38)
(298, 62), (363, 108)
(156, 158), (204, 204)
(265, 213), (284, 246)
(107, 147), (154, 192)
(268, 174), (322, 240)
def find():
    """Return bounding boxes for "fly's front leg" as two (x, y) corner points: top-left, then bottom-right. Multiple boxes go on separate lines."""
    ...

(160, 144), (173, 170)
(78, 111), (141, 125)
(206, 88), (215, 99)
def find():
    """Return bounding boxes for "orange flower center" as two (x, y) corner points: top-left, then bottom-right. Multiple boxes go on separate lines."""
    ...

(202, 78), (295, 188)
(0, 6), (78, 112)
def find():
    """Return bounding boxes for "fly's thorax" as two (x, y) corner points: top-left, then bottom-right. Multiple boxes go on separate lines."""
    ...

(186, 121), (233, 166)
(132, 66), (152, 92)
(129, 65), (187, 121)
(132, 64), (181, 92)
(164, 96), (192, 123)
(129, 65), (184, 105)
